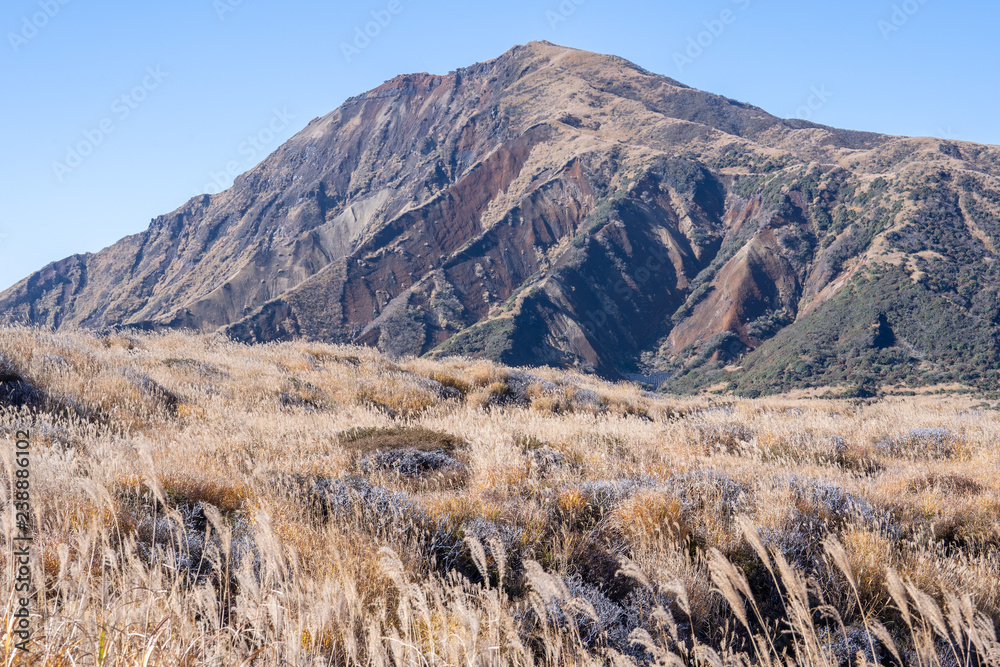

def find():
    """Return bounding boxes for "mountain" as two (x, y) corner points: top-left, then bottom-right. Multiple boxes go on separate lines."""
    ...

(5, 41), (1000, 395)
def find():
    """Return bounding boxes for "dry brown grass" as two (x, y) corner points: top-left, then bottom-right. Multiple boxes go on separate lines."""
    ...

(2, 326), (1000, 665)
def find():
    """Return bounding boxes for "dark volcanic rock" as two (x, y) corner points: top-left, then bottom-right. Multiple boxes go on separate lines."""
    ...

(0, 377), (44, 410)
(359, 448), (463, 477)
(0, 357), (44, 410)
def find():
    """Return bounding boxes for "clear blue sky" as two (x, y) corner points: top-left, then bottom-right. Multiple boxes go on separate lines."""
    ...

(1, 0), (997, 291)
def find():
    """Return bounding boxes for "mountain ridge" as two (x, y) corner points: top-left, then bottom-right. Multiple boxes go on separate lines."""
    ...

(5, 41), (1000, 395)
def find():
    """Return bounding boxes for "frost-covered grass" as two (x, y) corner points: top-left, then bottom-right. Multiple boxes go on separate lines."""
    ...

(2, 326), (1000, 665)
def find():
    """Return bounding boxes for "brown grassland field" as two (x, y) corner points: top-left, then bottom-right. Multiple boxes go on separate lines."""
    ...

(1, 326), (1000, 666)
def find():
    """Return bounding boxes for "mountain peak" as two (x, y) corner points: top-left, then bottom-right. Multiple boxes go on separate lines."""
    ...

(506, 39), (579, 55)
(3, 44), (1000, 395)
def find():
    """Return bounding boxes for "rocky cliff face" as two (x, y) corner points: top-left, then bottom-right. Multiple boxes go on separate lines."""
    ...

(5, 41), (1000, 394)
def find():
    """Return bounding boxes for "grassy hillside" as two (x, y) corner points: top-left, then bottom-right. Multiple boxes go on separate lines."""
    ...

(2, 327), (1000, 665)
